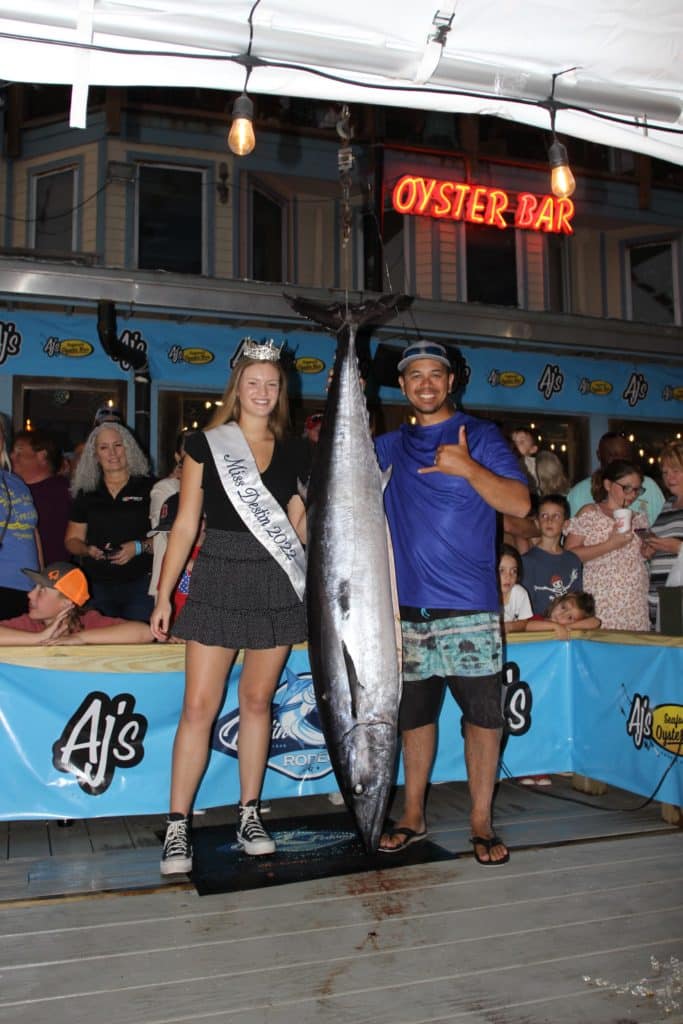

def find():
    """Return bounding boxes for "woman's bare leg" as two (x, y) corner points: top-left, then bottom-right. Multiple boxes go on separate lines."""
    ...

(169, 640), (236, 815)
(237, 645), (290, 803)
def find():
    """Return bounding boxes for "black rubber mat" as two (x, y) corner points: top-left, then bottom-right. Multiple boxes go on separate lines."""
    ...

(189, 812), (457, 896)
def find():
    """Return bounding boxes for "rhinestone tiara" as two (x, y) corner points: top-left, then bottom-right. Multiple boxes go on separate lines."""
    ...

(238, 337), (283, 363)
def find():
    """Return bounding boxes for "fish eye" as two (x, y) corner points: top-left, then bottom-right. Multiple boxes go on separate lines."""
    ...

(353, 783), (364, 795)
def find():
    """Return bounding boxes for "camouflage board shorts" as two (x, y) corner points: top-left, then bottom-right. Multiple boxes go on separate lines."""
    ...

(401, 610), (503, 683)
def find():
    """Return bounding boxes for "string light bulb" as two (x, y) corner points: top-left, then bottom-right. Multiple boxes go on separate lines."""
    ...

(548, 138), (576, 198)
(228, 93), (255, 156)
(546, 70), (577, 199)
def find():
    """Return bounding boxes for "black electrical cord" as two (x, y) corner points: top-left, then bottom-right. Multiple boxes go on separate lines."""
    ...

(498, 729), (683, 813)
(1, 29), (682, 136)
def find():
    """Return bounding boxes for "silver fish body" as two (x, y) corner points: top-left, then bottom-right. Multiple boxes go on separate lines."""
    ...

(306, 325), (401, 853)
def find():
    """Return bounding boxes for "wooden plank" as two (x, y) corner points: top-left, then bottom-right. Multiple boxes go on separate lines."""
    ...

(0, 644), (186, 672)
(85, 817), (136, 853)
(0, 877), (678, 1024)
(0, 830), (677, 929)
(2, 896), (679, 1011)
(7, 821), (51, 860)
(2, 842), (680, 970)
(46, 819), (93, 857)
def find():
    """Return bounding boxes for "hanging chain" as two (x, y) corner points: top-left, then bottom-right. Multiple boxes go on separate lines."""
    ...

(337, 104), (354, 249)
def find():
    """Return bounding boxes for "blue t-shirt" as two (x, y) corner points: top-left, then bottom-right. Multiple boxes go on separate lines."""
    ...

(0, 470), (39, 591)
(375, 412), (527, 611)
(521, 546), (583, 616)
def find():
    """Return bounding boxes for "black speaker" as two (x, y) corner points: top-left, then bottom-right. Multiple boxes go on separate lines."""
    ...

(97, 300), (118, 358)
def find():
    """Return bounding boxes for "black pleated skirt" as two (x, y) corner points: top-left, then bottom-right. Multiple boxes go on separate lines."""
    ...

(172, 528), (307, 649)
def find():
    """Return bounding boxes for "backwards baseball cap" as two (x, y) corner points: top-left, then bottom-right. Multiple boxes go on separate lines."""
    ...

(22, 562), (90, 607)
(147, 491), (179, 536)
(397, 340), (452, 374)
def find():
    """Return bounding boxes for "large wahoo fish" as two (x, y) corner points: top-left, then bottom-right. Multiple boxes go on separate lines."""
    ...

(286, 293), (410, 852)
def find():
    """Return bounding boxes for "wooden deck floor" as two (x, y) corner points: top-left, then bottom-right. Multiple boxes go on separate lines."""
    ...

(1, 778), (682, 1024)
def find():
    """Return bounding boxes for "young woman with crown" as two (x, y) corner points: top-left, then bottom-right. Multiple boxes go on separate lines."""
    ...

(151, 339), (311, 873)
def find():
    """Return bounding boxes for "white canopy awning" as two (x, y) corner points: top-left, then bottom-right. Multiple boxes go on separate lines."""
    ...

(0, 1), (682, 163)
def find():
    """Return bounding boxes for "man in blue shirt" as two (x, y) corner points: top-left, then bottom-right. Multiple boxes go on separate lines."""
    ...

(375, 341), (530, 864)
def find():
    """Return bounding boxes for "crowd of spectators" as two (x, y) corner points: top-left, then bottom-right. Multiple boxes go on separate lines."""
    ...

(501, 426), (680, 638)
(0, 409), (681, 647)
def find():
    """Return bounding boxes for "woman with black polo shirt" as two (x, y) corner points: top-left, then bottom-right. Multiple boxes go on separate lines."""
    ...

(65, 422), (155, 621)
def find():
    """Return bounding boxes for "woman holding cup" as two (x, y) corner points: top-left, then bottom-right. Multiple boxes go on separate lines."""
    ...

(564, 460), (650, 630)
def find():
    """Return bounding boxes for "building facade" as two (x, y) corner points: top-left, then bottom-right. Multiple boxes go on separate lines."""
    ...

(1, 86), (681, 477)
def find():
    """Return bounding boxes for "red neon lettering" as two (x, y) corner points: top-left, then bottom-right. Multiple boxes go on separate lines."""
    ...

(415, 177), (437, 214)
(433, 180), (454, 217)
(392, 175), (418, 214)
(467, 186), (488, 223)
(484, 190), (509, 229)
(533, 195), (555, 232)
(450, 183), (471, 220)
(515, 193), (538, 229)
(554, 197), (575, 235)
(393, 177), (575, 235)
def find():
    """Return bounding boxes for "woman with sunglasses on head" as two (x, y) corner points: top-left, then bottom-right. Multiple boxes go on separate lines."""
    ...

(564, 459), (649, 630)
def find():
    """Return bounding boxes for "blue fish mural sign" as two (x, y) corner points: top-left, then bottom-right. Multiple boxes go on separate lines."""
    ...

(211, 668), (333, 781)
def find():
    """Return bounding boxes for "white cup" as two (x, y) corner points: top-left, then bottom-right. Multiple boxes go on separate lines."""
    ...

(613, 508), (632, 533)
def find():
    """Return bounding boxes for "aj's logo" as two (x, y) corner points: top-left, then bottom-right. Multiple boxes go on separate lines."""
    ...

(211, 668), (332, 781)
(537, 363), (564, 401)
(113, 329), (148, 373)
(52, 692), (147, 795)
(623, 372), (648, 408)
(501, 661), (533, 736)
(0, 321), (22, 365)
(168, 345), (214, 365)
(43, 338), (94, 358)
(626, 694), (683, 756)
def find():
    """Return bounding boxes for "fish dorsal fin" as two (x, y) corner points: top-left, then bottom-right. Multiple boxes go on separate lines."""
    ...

(381, 465), (393, 493)
(341, 640), (362, 719)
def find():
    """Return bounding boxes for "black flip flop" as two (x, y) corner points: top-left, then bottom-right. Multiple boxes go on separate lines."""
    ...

(470, 834), (510, 866)
(377, 826), (428, 854)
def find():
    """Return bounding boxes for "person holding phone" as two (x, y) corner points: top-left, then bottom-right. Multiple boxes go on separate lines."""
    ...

(65, 422), (155, 621)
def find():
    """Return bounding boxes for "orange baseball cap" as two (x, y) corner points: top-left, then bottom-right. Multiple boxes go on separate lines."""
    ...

(22, 562), (90, 607)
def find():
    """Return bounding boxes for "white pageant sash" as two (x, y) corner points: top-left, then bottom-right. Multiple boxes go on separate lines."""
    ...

(205, 423), (306, 600)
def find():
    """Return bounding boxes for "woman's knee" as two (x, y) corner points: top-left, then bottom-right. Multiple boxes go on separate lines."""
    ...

(239, 685), (275, 718)
(180, 694), (221, 728)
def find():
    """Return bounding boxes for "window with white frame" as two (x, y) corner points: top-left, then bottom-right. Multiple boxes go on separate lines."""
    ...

(32, 167), (78, 253)
(626, 239), (680, 325)
(137, 164), (204, 274)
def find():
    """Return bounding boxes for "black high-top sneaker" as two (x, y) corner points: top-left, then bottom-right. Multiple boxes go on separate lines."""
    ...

(236, 800), (276, 855)
(160, 815), (193, 875)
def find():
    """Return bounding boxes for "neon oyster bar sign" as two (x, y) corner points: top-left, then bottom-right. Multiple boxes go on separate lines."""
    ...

(392, 174), (575, 235)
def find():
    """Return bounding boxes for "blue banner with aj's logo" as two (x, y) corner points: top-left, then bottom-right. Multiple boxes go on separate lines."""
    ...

(0, 308), (682, 418)
(0, 637), (681, 820)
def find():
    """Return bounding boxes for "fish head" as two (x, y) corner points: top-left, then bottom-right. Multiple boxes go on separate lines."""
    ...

(337, 721), (397, 853)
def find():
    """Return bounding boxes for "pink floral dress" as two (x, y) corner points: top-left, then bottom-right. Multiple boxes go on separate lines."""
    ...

(566, 504), (650, 631)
